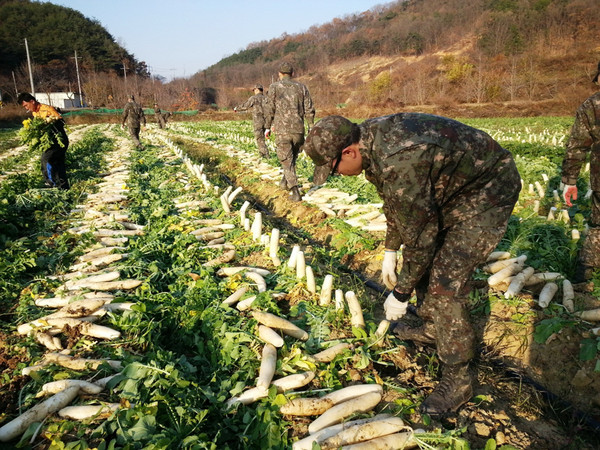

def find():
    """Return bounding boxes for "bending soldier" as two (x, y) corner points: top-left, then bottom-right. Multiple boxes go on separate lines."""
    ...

(303, 113), (521, 415)
(122, 95), (146, 149)
(562, 61), (600, 283)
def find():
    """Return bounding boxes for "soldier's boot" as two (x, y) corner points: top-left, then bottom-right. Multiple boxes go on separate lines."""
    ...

(279, 176), (289, 190)
(290, 186), (302, 202)
(420, 363), (473, 416)
(393, 321), (436, 345)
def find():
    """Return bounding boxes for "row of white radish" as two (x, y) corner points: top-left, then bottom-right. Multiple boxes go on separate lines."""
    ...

(0, 134), (141, 442)
(149, 131), (422, 449)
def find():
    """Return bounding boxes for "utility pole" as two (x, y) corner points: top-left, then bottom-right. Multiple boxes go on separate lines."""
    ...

(12, 71), (18, 96)
(24, 38), (35, 96)
(71, 50), (83, 107)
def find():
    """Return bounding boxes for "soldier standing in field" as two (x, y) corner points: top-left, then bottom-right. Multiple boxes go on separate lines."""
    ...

(264, 62), (315, 202)
(234, 84), (269, 158)
(562, 61), (600, 284)
(303, 113), (521, 415)
(122, 95), (146, 149)
(18, 92), (70, 189)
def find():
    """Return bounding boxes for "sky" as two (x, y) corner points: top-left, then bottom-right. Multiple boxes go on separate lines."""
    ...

(44, 0), (390, 81)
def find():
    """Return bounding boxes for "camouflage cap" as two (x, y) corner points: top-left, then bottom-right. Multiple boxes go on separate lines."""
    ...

(278, 62), (294, 74)
(254, 84), (264, 91)
(303, 115), (357, 167)
(593, 61), (600, 83)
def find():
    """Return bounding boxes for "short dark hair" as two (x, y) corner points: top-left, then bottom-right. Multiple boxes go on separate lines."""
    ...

(17, 92), (36, 104)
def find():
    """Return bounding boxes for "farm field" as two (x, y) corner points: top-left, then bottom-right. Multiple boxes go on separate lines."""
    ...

(0, 116), (599, 449)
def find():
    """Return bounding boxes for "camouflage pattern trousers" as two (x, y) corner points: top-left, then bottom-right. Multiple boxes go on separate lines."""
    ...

(253, 127), (269, 157)
(414, 203), (516, 366)
(127, 126), (142, 148)
(580, 191), (600, 268)
(275, 132), (304, 188)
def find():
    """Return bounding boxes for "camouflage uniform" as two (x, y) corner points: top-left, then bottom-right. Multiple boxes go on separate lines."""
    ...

(235, 92), (269, 157)
(122, 99), (146, 148)
(154, 105), (167, 129)
(561, 91), (600, 270)
(306, 113), (521, 366)
(264, 70), (315, 189)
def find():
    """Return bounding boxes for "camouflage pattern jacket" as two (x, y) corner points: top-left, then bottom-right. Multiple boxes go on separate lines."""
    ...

(235, 93), (266, 129)
(358, 113), (520, 288)
(562, 91), (600, 191)
(264, 75), (315, 134)
(122, 101), (146, 128)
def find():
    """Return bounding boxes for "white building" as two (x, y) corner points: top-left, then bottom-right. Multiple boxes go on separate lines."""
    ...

(35, 92), (85, 109)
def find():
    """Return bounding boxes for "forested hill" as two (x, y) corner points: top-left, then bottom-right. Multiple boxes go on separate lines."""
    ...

(195, 0), (600, 116)
(0, 0), (146, 91)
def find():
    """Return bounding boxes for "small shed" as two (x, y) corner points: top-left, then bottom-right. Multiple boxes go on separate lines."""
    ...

(35, 92), (85, 109)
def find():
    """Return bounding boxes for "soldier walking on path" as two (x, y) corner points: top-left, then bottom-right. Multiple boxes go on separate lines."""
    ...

(235, 84), (269, 158)
(264, 62), (315, 202)
(303, 113), (521, 415)
(122, 95), (146, 149)
(562, 61), (600, 284)
(18, 92), (70, 189)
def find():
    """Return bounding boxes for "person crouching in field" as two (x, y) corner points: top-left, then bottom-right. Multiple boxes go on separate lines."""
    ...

(18, 92), (70, 190)
(303, 113), (521, 415)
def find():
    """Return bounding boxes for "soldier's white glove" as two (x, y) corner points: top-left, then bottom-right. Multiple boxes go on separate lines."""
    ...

(384, 292), (408, 321)
(264, 129), (271, 139)
(382, 250), (398, 290)
(563, 184), (577, 207)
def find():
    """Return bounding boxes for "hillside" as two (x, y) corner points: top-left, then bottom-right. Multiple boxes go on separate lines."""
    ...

(194, 0), (600, 117)
(0, 0), (146, 103)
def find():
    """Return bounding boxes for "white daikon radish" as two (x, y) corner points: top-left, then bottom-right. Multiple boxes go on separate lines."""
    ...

(271, 371), (315, 393)
(258, 325), (284, 348)
(562, 279), (575, 313)
(344, 292), (365, 329)
(292, 415), (394, 450)
(245, 271), (267, 293)
(43, 353), (123, 371)
(220, 193), (231, 213)
(222, 287), (248, 306)
(0, 386), (80, 442)
(323, 384), (383, 406)
(226, 387), (268, 407)
(287, 245), (300, 269)
(486, 251), (511, 262)
(251, 212), (262, 241)
(308, 391), (383, 434)
(296, 251), (306, 279)
(236, 295), (257, 311)
(576, 308), (600, 321)
(319, 275), (333, 306)
(46, 298), (106, 318)
(341, 431), (417, 449)
(217, 266), (271, 277)
(34, 331), (62, 351)
(227, 186), (243, 205)
(538, 282), (558, 308)
(58, 403), (120, 420)
(320, 416), (406, 448)
(487, 262), (524, 286)
(240, 201), (250, 224)
(269, 228), (280, 258)
(524, 272), (563, 286)
(306, 266), (316, 294)
(484, 255), (527, 274)
(66, 271), (121, 289)
(252, 311), (308, 340)
(504, 266), (535, 298)
(38, 379), (103, 397)
(256, 344), (277, 390)
(572, 229), (580, 241)
(310, 343), (352, 363)
(78, 246), (126, 262)
(280, 397), (334, 416)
